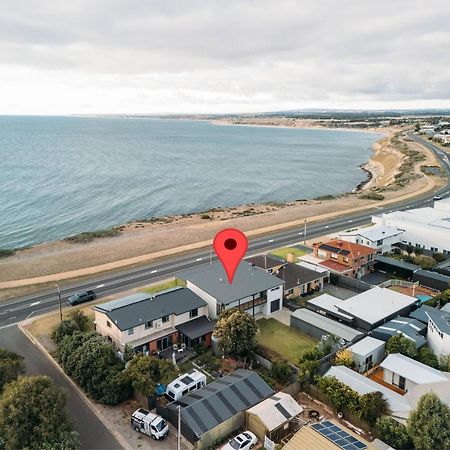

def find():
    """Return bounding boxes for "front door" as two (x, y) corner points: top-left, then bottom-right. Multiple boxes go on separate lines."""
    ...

(270, 299), (280, 313)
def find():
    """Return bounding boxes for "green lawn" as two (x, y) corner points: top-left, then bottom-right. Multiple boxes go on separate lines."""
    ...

(270, 246), (307, 261)
(140, 278), (185, 294)
(257, 318), (317, 365)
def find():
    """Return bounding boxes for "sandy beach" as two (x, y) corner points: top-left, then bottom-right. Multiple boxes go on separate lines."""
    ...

(0, 126), (445, 299)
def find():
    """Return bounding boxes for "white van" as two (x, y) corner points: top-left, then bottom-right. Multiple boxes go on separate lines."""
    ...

(165, 369), (206, 401)
(130, 408), (169, 440)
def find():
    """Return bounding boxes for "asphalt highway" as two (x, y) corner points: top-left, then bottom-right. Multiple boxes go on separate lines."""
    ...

(1, 133), (449, 330)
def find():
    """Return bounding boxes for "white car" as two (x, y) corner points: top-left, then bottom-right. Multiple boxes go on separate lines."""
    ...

(222, 431), (257, 450)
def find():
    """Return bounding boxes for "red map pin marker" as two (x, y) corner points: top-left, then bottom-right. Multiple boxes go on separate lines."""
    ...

(213, 228), (248, 284)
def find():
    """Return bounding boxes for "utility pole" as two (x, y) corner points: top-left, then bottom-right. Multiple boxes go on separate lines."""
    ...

(303, 219), (307, 245)
(55, 283), (63, 322)
(177, 405), (181, 450)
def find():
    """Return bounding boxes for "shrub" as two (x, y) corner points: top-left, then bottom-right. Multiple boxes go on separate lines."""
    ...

(271, 359), (292, 384)
(359, 193), (385, 201)
(314, 194), (336, 201)
(433, 253), (447, 263)
(0, 348), (25, 391)
(200, 214), (211, 220)
(0, 248), (15, 259)
(333, 349), (354, 368)
(51, 311), (90, 344)
(64, 228), (121, 244)
(376, 416), (413, 450)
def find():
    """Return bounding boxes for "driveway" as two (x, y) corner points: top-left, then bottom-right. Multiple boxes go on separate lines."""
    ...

(0, 326), (123, 450)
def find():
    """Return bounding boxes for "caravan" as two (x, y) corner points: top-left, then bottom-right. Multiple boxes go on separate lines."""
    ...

(165, 369), (206, 401)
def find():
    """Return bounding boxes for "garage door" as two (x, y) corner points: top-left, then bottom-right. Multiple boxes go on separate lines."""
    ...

(270, 299), (280, 313)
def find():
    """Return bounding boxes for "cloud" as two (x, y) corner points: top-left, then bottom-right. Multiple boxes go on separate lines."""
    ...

(0, 0), (449, 113)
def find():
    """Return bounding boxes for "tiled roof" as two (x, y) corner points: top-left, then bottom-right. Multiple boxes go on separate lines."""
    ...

(316, 239), (375, 258)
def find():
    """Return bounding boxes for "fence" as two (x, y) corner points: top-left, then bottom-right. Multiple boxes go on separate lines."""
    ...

(330, 273), (372, 292)
(378, 279), (419, 289)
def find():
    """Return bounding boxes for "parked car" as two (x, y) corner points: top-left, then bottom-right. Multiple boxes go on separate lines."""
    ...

(222, 431), (257, 450)
(67, 290), (96, 306)
(433, 195), (443, 201)
(130, 408), (169, 440)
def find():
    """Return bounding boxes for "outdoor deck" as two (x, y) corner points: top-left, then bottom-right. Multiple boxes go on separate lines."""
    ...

(159, 347), (196, 364)
(368, 367), (406, 395)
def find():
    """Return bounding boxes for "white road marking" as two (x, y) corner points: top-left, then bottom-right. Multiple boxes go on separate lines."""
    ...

(96, 284), (105, 288)
(348, 220), (353, 223)
(298, 232), (303, 235)
(324, 225), (329, 229)
(195, 258), (202, 262)
(30, 301), (41, 306)
(8, 316), (16, 320)
(268, 239), (274, 243)
(150, 269), (158, 274)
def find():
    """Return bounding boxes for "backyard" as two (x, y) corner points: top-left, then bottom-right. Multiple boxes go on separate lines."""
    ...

(257, 318), (317, 365)
(270, 246), (308, 261)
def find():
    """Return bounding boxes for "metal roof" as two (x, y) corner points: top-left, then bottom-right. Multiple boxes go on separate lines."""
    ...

(246, 255), (285, 270)
(291, 308), (363, 342)
(93, 287), (206, 331)
(178, 261), (283, 305)
(347, 336), (385, 356)
(372, 316), (427, 348)
(414, 269), (450, 284)
(175, 315), (215, 340)
(246, 392), (303, 432)
(340, 225), (403, 242)
(335, 287), (416, 326)
(325, 366), (411, 413)
(276, 263), (327, 290)
(375, 255), (420, 272)
(424, 306), (450, 335)
(381, 353), (448, 385)
(169, 369), (274, 439)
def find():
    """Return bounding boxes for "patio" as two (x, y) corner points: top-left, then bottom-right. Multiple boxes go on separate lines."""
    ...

(159, 346), (196, 364)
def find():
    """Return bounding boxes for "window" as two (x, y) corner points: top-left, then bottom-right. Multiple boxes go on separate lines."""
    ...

(128, 328), (134, 335)
(377, 239), (383, 246)
(107, 321), (111, 328)
(189, 308), (198, 318)
(343, 257), (348, 263)
(162, 315), (169, 323)
(145, 321), (153, 329)
(330, 253), (338, 259)
(270, 286), (280, 291)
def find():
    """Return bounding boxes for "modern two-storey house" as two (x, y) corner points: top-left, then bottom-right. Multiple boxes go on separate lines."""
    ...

(93, 287), (214, 353)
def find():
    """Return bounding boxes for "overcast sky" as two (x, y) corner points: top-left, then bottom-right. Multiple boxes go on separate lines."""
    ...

(1, 0), (450, 114)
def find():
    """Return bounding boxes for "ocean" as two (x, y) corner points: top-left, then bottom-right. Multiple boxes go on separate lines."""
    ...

(0, 116), (381, 249)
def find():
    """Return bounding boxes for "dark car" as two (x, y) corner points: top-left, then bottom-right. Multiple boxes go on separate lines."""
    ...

(67, 290), (96, 306)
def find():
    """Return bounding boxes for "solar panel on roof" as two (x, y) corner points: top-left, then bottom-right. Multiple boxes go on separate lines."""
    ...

(180, 375), (194, 385)
(311, 421), (367, 450)
(274, 402), (292, 420)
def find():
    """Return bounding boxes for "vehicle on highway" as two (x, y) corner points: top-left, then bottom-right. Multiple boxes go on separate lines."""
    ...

(222, 431), (257, 450)
(131, 408), (169, 440)
(67, 290), (96, 305)
(433, 195), (443, 201)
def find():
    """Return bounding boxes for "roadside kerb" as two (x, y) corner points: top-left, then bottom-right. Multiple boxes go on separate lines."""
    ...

(18, 322), (132, 450)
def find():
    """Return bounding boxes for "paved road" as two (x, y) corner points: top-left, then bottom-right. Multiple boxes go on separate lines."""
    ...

(0, 326), (123, 449)
(1, 134), (449, 330)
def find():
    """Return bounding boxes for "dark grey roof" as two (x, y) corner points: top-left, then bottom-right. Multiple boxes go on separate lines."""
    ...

(375, 255), (420, 272)
(424, 306), (450, 335)
(371, 316), (427, 348)
(93, 287), (206, 331)
(168, 369), (274, 439)
(178, 261), (283, 306)
(410, 305), (442, 324)
(246, 255), (285, 270)
(414, 269), (450, 284)
(176, 316), (215, 340)
(276, 263), (326, 290)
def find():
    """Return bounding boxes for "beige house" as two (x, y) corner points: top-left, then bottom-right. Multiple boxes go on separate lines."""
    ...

(93, 287), (213, 353)
(246, 392), (303, 443)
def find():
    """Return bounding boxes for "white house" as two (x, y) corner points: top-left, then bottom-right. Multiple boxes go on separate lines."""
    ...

(381, 353), (448, 392)
(372, 198), (450, 254)
(424, 306), (450, 359)
(178, 261), (284, 319)
(338, 225), (404, 254)
(347, 337), (386, 373)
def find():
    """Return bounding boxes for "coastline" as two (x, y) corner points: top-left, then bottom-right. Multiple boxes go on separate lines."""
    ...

(0, 125), (445, 296)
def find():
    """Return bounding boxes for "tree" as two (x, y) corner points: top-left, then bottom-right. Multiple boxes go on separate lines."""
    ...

(358, 391), (390, 425)
(0, 348), (25, 391)
(51, 310), (90, 344)
(333, 349), (354, 368)
(0, 375), (79, 450)
(124, 354), (176, 397)
(376, 416), (413, 450)
(271, 359), (292, 384)
(386, 334), (417, 358)
(213, 309), (258, 359)
(408, 392), (450, 450)
(57, 332), (132, 404)
(417, 346), (440, 369)
(316, 376), (360, 412)
(297, 359), (319, 385)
